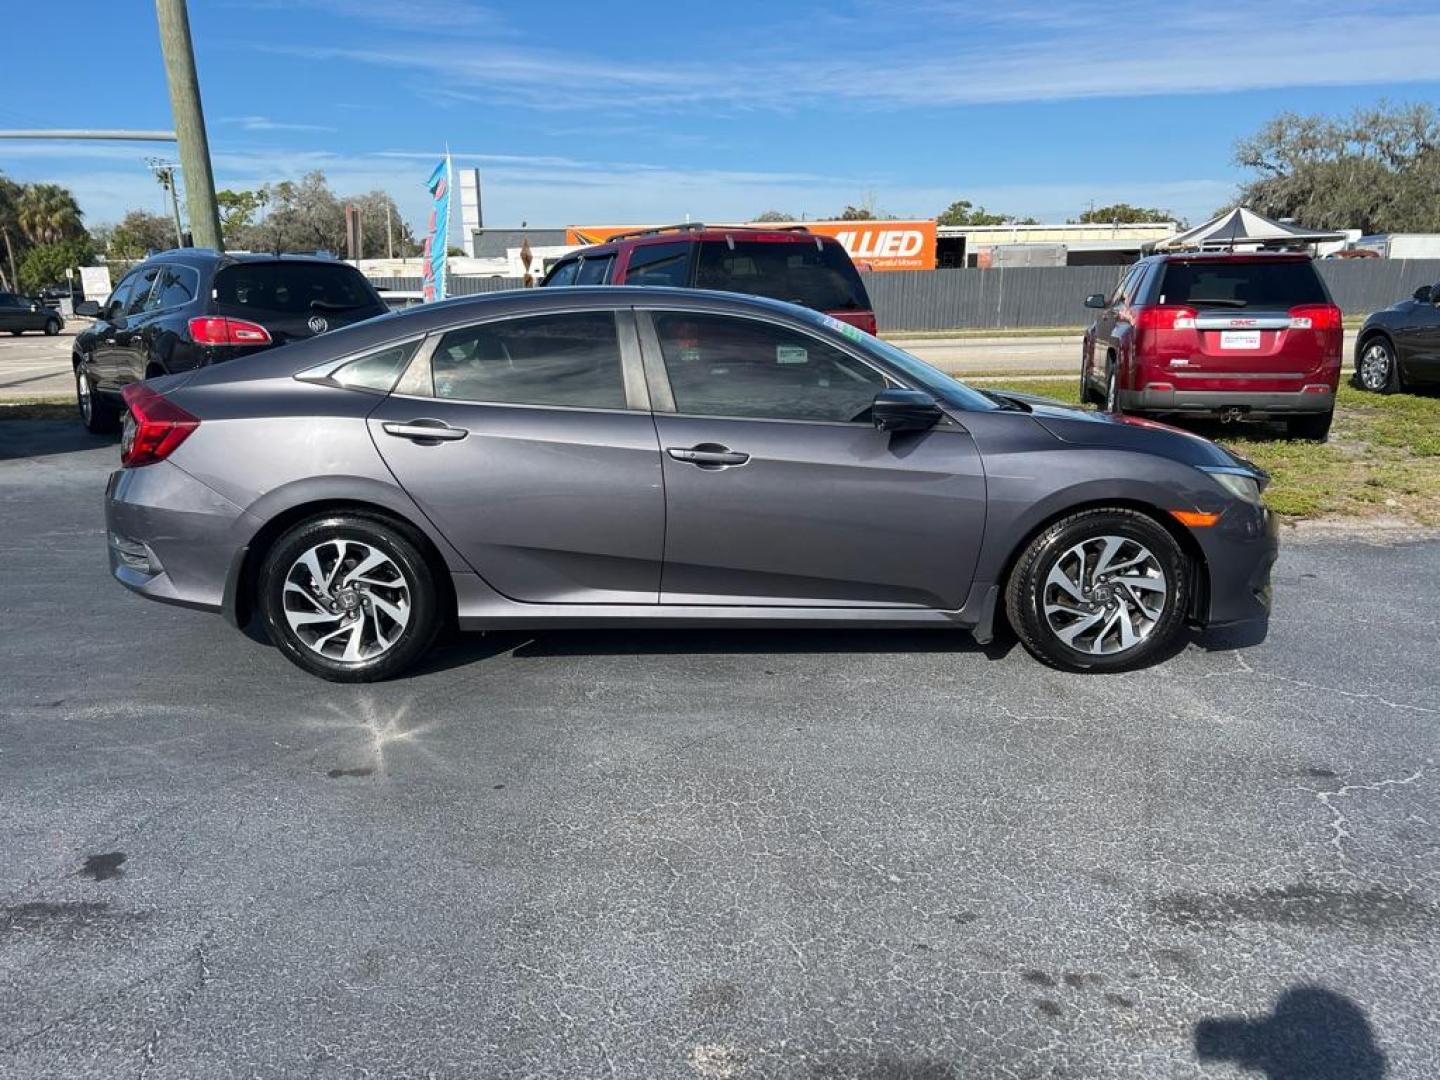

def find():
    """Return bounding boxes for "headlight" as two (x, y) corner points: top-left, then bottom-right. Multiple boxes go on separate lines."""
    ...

(1199, 466), (1263, 505)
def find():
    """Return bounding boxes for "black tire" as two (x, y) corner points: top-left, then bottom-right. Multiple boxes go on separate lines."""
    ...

(1354, 335), (1401, 395)
(76, 367), (121, 434)
(258, 514), (440, 682)
(1287, 411), (1333, 441)
(44, 318), (60, 336)
(1005, 508), (1190, 673)
(1080, 367), (1102, 406)
(7, 329), (20, 336)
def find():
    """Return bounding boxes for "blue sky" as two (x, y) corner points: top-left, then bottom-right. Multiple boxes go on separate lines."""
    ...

(3, 0), (1440, 237)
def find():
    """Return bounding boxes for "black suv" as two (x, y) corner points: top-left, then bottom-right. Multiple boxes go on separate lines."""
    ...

(74, 250), (387, 432)
(0, 292), (63, 336)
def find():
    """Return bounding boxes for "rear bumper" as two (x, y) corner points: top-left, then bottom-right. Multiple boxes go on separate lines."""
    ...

(1194, 502), (1279, 635)
(105, 462), (255, 614)
(1122, 387), (1333, 416)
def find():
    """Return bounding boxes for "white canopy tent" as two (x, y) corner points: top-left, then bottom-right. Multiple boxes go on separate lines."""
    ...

(1152, 207), (1346, 252)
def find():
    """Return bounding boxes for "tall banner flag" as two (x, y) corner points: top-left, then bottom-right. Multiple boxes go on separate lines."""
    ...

(422, 156), (452, 302)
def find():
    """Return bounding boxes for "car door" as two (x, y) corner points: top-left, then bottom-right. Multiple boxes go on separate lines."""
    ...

(88, 271), (141, 390)
(0, 293), (22, 332)
(638, 309), (987, 609)
(1407, 282), (1440, 382)
(108, 265), (163, 385)
(368, 307), (665, 604)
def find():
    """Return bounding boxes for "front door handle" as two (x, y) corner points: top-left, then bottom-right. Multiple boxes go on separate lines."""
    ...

(666, 443), (750, 469)
(383, 419), (468, 443)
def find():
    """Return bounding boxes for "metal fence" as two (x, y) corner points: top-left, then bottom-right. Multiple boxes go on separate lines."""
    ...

(375, 259), (1440, 332)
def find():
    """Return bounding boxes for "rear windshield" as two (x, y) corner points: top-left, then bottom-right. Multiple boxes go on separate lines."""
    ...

(213, 262), (382, 316)
(694, 239), (871, 312)
(1157, 260), (1328, 309)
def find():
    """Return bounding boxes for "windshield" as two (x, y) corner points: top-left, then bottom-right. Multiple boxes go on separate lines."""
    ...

(213, 262), (383, 317)
(1158, 260), (1329, 309)
(804, 311), (1000, 412)
(695, 239), (871, 312)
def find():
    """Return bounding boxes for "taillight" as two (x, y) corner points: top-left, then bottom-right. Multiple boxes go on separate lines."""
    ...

(1288, 304), (1342, 331)
(1135, 305), (1198, 331)
(120, 383), (199, 467)
(188, 316), (273, 345)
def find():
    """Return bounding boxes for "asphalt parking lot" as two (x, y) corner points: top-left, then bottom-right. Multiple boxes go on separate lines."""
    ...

(2, 422), (1438, 1079)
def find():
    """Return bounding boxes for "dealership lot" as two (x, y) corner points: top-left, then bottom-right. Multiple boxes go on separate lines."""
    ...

(2, 422), (1437, 1078)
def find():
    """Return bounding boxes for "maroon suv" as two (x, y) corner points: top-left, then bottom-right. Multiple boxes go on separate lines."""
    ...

(1082, 252), (1343, 439)
(540, 223), (878, 334)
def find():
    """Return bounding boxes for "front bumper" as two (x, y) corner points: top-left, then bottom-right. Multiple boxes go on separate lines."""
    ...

(105, 463), (254, 613)
(1123, 387), (1333, 417)
(1193, 501), (1279, 636)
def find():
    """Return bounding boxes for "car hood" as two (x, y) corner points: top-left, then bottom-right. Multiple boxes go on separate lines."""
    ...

(989, 390), (1260, 473)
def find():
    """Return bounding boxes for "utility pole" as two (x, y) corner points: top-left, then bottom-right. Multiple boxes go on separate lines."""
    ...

(147, 159), (185, 247)
(155, 0), (222, 250)
(385, 202), (394, 260)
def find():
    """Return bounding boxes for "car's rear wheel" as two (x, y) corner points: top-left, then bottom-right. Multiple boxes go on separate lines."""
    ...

(1356, 337), (1400, 394)
(76, 366), (121, 433)
(258, 515), (440, 682)
(1005, 508), (1189, 673)
(1286, 411), (1333, 441)
(1103, 359), (1120, 412)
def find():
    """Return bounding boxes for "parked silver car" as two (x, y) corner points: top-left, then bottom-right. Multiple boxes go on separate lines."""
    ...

(106, 287), (1277, 681)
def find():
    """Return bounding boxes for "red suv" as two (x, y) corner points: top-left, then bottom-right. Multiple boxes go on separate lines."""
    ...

(540, 223), (877, 334)
(1081, 252), (1343, 439)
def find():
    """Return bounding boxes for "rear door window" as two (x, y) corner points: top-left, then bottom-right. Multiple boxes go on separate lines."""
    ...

(624, 242), (693, 287)
(145, 265), (200, 311)
(213, 262), (382, 317)
(576, 255), (614, 285)
(430, 312), (627, 409)
(694, 239), (870, 312)
(1158, 261), (1329, 309)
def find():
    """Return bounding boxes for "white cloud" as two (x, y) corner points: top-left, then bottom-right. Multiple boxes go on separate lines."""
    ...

(222, 115), (337, 133)
(265, 3), (1440, 111)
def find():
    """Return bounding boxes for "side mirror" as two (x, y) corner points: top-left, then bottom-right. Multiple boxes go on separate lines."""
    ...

(873, 388), (943, 433)
(1413, 285), (1432, 303)
(74, 300), (100, 317)
(1084, 293), (1108, 309)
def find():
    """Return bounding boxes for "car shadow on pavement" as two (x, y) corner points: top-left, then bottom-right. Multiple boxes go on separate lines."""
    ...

(1195, 985), (1387, 1079)
(408, 626), (1019, 676)
(0, 420), (114, 462)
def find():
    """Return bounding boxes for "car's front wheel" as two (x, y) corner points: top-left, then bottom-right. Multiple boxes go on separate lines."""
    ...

(258, 514), (441, 682)
(44, 318), (60, 336)
(1355, 337), (1401, 394)
(1005, 508), (1189, 672)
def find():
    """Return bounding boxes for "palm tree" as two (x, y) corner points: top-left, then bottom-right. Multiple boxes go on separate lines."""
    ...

(16, 183), (85, 246)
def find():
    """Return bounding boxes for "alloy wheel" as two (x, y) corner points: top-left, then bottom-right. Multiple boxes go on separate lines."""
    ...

(1042, 535), (1168, 655)
(1359, 342), (1392, 391)
(281, 539), (412, 663)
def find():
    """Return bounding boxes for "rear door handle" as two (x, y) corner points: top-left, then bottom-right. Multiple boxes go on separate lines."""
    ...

(666, 443), (750, 469)
(382, 419), (468, 443)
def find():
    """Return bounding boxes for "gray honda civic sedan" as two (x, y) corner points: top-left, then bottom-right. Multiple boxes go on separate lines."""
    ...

(105, 286), (1277, 681)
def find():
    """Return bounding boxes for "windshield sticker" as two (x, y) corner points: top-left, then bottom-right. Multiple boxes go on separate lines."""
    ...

(776, 345), (808, 365)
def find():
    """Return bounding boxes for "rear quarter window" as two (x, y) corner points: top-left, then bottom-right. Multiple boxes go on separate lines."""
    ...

(1158, 261), (1329, 309)
(213, 262), (383, 316)
(694, 239), (871, 312)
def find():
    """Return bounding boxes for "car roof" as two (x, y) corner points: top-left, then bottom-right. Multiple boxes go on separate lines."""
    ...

(138, 249), (353, 271)
(560, 226), (836, 260)
(1152, 251), (1314, 263)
